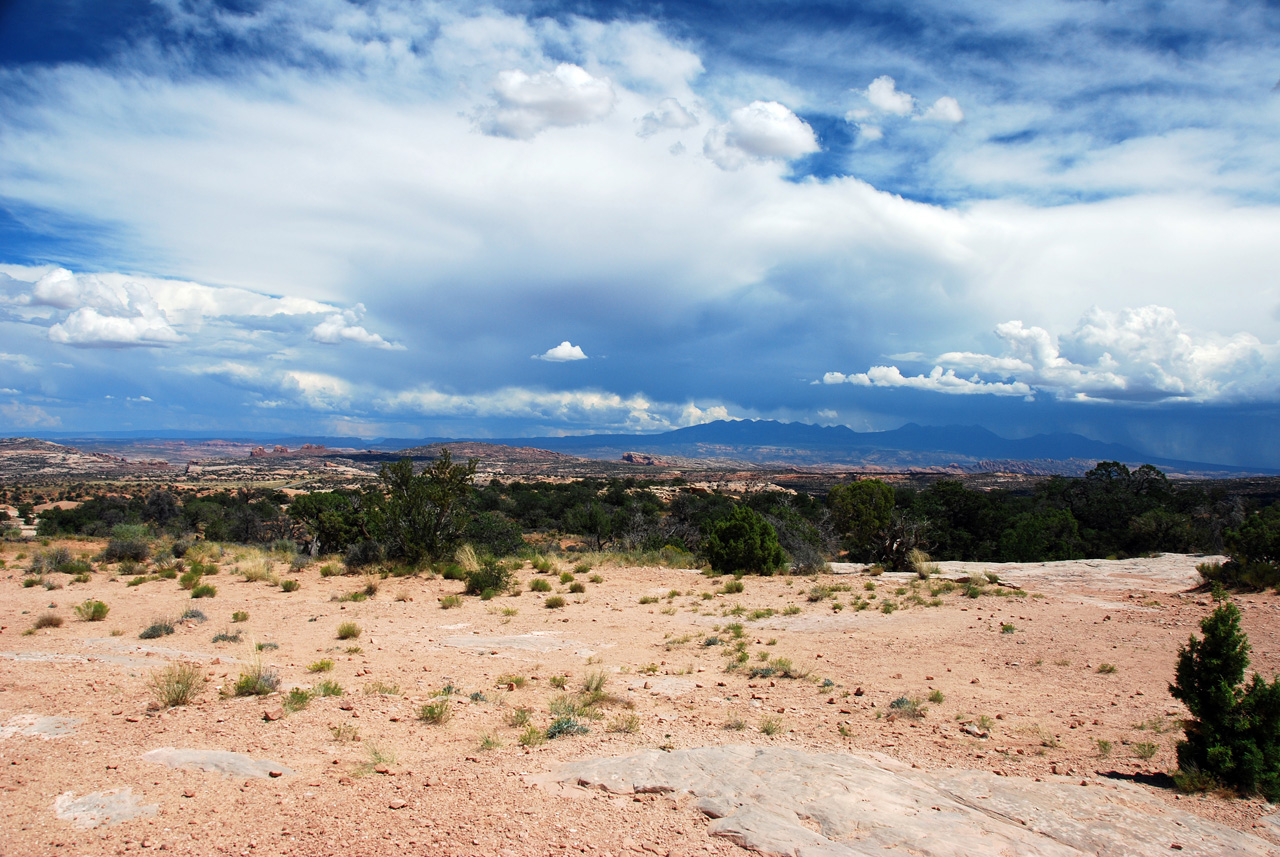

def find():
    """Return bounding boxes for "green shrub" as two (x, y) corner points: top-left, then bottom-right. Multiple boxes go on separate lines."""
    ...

(722, 579), (745, 594)
(439, 594), (462, 609)
(178, 569), (203, 590)
(546, 716), (588, 739)
(149, 662), (205, 707)
(336, 621), (361, 640)
(544, 596), (566, 609)
(568, 581), (586, 594)
(74, 599), (109, 621)
(1170, 601), (1280, 800)
(308, 659), (334, 673)
(103, 538), (150, 564)
(529, 578), (552, 593)
(704, 506), (785, 575)
(211, 630), (242, 643)
(232, 662), (280, 696)
(140, 620), (175, 639)
(190, 583), (216, 598)
(464, 562), (513, 596)
(315, 679), (343, 697)
(280, 579), (300, 592)
(231, 611), (249, 623)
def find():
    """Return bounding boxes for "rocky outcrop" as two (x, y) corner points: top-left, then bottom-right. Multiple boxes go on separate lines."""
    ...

(559, 745), (1275, 857)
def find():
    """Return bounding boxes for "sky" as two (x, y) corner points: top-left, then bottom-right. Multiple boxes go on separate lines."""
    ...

(1, 0), (1279, 467)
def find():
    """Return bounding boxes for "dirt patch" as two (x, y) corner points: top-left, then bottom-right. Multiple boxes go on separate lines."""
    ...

(1, 542), (1277, 856)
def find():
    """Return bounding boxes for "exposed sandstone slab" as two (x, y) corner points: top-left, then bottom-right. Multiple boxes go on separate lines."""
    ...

(559, 746), (1274, 857)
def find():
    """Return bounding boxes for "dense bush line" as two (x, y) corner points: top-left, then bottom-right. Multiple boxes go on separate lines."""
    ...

(15, 458), (1279, 581)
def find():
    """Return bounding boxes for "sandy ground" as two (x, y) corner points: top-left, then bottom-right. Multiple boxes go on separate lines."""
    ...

(2, 540), (1278, 856)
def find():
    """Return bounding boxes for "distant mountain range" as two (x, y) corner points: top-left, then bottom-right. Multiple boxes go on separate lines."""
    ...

(27, 420), (1273, 475)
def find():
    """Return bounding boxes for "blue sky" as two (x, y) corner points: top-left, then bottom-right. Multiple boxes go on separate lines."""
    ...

(1, 0), (1279, 466)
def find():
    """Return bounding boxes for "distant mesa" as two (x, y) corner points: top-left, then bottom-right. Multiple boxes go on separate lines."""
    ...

(620, 452), (665, 466)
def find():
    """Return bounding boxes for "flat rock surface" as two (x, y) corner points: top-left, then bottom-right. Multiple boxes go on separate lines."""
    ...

(141, 748), (295, 778)
(53, 788), (157, 829)
(0, 714), (81, 738)
(560, 745), (1275, 856)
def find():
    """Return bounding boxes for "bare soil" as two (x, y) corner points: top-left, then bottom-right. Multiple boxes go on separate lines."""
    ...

(2, 540), (1278, 856)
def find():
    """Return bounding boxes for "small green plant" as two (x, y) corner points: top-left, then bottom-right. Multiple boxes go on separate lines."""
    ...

(568, 581), (586, 594)
(582, 670), (608, 693)
(178, 569), (203, 590)
(139, 619), (175, 639)
(344, 645), (362, 654)
(559, 572), (575, 584)
(529, 578), (552, 593)
(722, 579), (745, 594)
(759, 715), (784, 736)
(257, 641), (279, 651)
(190, 583), (217, 599)
(281, 579), (300, 592)
(1097, 663), (1117, 674)
(181, 608), (206, 622)
(232, 611), (249, 623)
(308, 659), (334, 673)
(148, 661), (205, 707)
(496, 674), (527, 689)
(283, 687), (313, 712)
(1001, 623), (1015, 634)
(518, 724), (545, 746)
(546, 716), (588, 739)
(1133, 741), (1159, 761)
(505, 707), (533, 728)
(439, 594), (462, 609)
(888, 696), (926, 719)
(1096, 739), (1113, 757)
(418, 698), (452, 724)
(336, 621), (361, 640)
(724, 718), (747, 731)
(363, 680), (401, 695)
(315, 679), (343, 697)
(589, 574), (603, 584)
(638, 595), (658, 604)
(545, 595), (566, 609)
(211, 630), (242, 643)
(74, 599), (109, 621)
(928, 690), (945, 704)
(478, 733), (502, 751)
(549, 674), (568, 689)
(232, 661), (280, 697)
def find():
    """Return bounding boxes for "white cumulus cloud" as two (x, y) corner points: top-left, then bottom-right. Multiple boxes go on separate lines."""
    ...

(703, 100), (819, 170)
(533, 341), (588, 362)
(821, 306), (1280, 404)
(482, 63), (616, 139)
(865, 76), (915, 116)
(310, 304), (403, 349)
(921, 96), (964, 123)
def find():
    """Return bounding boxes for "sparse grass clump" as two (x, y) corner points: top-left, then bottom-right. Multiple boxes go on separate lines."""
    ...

(1133, 741), (1159, 761)
(284, 687), (313, 712)
(190, 583), (217, 599)
(759, 715), (784, 736)
(529, 577), (552, 593)
(32, 612), (63, 629)
(888, 696), (926, 719)
(315, 680), (343, 697)
(569, 581), (586, 594)
(148, 662), (205, 707)
(1097, 663), (1117, 674)
(518, 725), (545, 746)
(308, 659), (334, 673)
(232, 661), (280, 697)
(417, 698), (451, 724)
(545, 595), (566, 609)
(231, 610), (249, 623)
(336, 621), (361, 640)
(74, 599), (109, 622)
(497, 674), (527, 689)
(211, 630), (242, 643)
(546, 716), (588, 739)
(505, 707), (533, 728)
(363, 680), (401, 695)
(722, 579), (745, 595)
(439, 594), (462, 609)
(280, 579), (300, 592)
(928, 690), (945, 704)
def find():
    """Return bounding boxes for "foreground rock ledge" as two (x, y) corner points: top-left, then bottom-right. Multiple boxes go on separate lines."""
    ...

(558, 745), (1274, 857)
